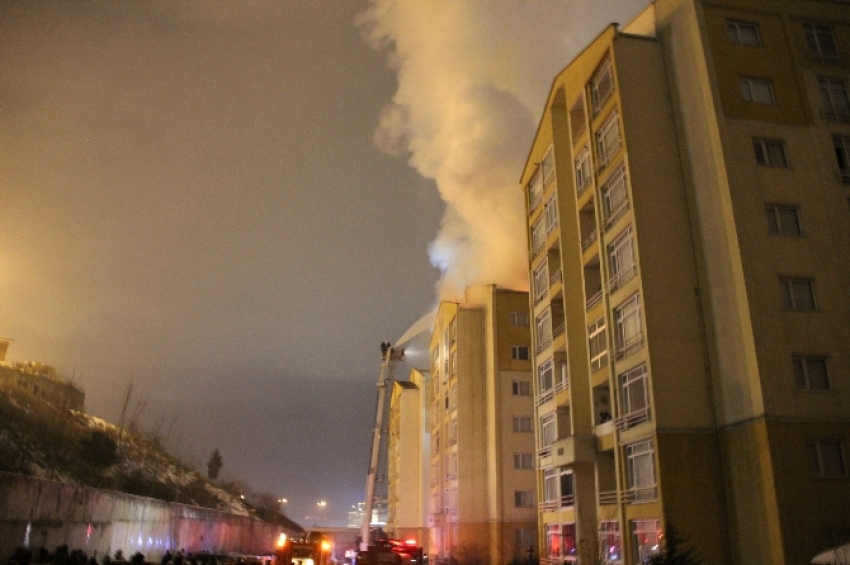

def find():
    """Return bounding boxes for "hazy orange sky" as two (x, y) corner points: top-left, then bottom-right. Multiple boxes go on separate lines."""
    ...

(1, 0), (646, 526)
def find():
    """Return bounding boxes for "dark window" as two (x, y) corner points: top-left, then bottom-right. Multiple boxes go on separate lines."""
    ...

(780, 277), (816, 311)
(766, 204), (802, 236)
(794, 356), (830, 390)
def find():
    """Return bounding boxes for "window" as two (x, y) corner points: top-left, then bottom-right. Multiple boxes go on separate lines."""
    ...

(514, 491), (535, 508)
(514, 452), (534, 469)
(619, 364), (650, 429)
(740, 77), (776, 104)
(590, 55), (614, 113)
(794, 355), (830, 391)
(449, 317), (457, 344)
(533, 260), (549, 301)
(766, 204), (802, 236)
(608, 226), (637, 292)
(601, 166), (629, 229)
(588, 316), (609, 372)
(596, 112), (622, 170)
(575, 145), (593, 196)
(450, 350), (457, 374)
(599, 521), (622, 564)
(451, 451), (458, 478)
(835, 135), (850, 184)
(513, 416), (533, 433)
(531, 216), (546, 256)
(753, 138), (788, 167)
(626, 439), (657, 501)
(539, 359), (555, 397)
(561, 524), (577, 560)
(540, 412), (556, 452)
(451, 383), (458, 408)
(779, 277), (816, 311)
(512, 380), (531, 396)
(527, 167), (544, 211)
(450, 417), (457, 445)
(542, 146), (556, 187)
(615, 294), (644, 359)
(546, 524), (561, 558)
(545, 194), (559, 233)
(544, 469), (559, 503)
(818, 77), (850, 122)
(512, 346), (530, 361)
(510, 311), (529, 326)
(536, 309), (552, 349)
(805, 23), (840, 64)
(560, 470), (575, 507)
(727, 20), (761, 46)
(632, 520), (662, 564)
(808, 440), (847, 477)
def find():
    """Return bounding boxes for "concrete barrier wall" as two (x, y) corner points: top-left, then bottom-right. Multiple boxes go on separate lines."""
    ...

(0, 473), (294, 561)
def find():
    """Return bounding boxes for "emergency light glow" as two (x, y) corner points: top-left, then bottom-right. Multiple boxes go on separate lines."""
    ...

(404, 539), (417, 546)
(321, 541), (331, 552)
(277, 533), (287, 548)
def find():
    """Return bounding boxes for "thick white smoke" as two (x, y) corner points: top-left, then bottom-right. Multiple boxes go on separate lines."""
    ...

(358, 1), (645, 301)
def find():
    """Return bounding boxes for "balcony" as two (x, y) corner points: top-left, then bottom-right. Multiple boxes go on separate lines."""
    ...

(615, 407), (651, 430)
(538, 500), (558, 512)
(581, 229), (598, 252)
(623, 486), (658, 503)
(615, 333), (644, 360)
(550, 434), (595, 467)
(604, 199), (630, 231)
(598, 490), (619, 505)
(537, 388), (555, 405)
(607, 264), (637, 294)
(586, 290), (603, 311)
(560, 494), (575, 508)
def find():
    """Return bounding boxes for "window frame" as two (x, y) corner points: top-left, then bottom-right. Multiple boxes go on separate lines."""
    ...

(808, 439), (847, 477)
(834, 135), (850, 184)
(513, 452), (534, 470)
(804, 22), (840, 65)
(601, 165), (629, 229)
(513, 416), (533, 433)
(590, 54), (615, 114)
(818, 76), (850, 123)
(727, 19), (762, 46)
(765, 204), (802, 236)
(588, 316), (608, 372)
(511, 346), (530, 361)
(625, 439), (657, 501)
(510, 311), (529, 327)
(753, 138), (789, 167)
(512, 380), (531, 396)
(779, 277), (817, 311)
(619, 364), (651, 429)
(793, 355), (830, 391)
(596, 111), (622, 171)
(608, 226), (637, 292)
(740, 76), (776, 104)
(575, 145), (593, 196)
(615, 293), (644, 360)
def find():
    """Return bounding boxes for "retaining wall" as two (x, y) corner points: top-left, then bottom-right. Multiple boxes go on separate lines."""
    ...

(0, 473), (295, 561)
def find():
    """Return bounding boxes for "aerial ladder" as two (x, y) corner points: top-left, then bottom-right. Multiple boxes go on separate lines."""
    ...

(360, 341), (404, 552)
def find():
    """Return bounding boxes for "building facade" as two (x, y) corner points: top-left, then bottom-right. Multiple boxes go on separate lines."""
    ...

(427, 285), (537, 564)
(521, 1), (850, 564)
(387, 370), (431, 547)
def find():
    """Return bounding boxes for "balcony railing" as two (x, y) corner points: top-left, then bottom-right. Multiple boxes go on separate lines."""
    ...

(553, 322), (566, 339)
(598, 490), (619, 505)
(823, 110), (850, 123)
(623, 486), (658, 503)
(537, 388), (555, 405)
(560, 494), (575, 508)
(581, 229), (598, 252)
(555, 377), (569, 394)
(549, 269), (563, 288)
(586, 290), (603, 310)
(615, 407), (651, 430)
(535, 336), (553, 355)
(604, 200), (630, 231)
(615, 333), (644, 360)
(538, 445), (552, 459)
(607, 264), (637, 293)
(810, 51), (843, 65)
(538, 500), (558, 512)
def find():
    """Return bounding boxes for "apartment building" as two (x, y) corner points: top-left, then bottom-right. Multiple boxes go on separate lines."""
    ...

(521, 1), (850, 564)
(387, 370), (430, 546)
(427, 285), (537, 564)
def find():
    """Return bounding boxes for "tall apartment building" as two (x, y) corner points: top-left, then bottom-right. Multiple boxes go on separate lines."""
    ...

(427, 285), (537, 563)
(521, 1), (850, 564)
(387, 369), (431, 546)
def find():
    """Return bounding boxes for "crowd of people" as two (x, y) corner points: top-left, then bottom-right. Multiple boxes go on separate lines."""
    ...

(3, 545), (203, 565)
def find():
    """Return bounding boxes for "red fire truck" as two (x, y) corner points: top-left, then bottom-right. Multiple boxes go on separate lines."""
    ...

(275, 532), (332, 565)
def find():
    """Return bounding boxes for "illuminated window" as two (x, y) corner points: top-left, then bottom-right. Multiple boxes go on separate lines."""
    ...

(805, 23), (840, 65)
(599, 521), (622, 564)
(560, 470), (575, 507)
(753, 138), (788, 167)
(544, 469), (559, 504)
(632, 520), (662, 564)
(538, 359), (554, 400)
(619, 364), (650, 429)
(451, 383), (458, 407)
(794, 355), (830, 391)
(561, 523), (577, 560)
(727, 20), (761, 46)
(540, 412), (556, 452)
(808, 440), (847, 477)
(765, 204), (802, 236)
(740, 77), (776, 104)
(779, 277), (816, 311)
(546, 524), (561, 559)
(545, 194), (559, 233)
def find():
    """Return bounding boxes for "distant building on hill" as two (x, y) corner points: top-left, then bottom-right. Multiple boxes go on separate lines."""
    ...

(0, 340), (85, 412)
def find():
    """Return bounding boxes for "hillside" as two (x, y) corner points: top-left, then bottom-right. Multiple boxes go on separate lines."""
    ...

(0, 374), (301, 531)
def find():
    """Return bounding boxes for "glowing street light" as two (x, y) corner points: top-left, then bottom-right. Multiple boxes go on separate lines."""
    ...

(317, 500), (327, 507)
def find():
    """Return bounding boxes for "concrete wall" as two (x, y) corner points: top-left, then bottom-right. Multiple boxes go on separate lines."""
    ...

(0, 473), (295, 562)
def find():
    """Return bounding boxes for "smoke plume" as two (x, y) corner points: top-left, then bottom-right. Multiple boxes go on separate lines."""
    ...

(358, 0), (646, 300)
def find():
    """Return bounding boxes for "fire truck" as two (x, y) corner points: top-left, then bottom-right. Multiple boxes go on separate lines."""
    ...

(356, 539), (424, 565)
(275, 531), (332, 565)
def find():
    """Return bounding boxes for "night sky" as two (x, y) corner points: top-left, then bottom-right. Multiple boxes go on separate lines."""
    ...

(0, 1), (647, 526)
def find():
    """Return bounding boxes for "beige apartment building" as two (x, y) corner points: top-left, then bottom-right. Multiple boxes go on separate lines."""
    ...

(387, 370), (431, 546)
(521, 1), (850, 564)
(427, 285), (537, 564)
